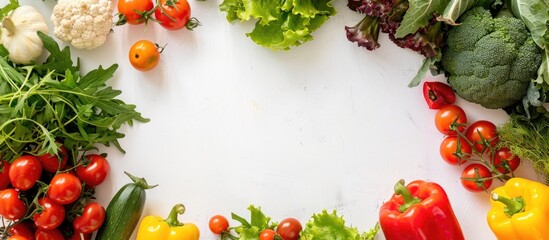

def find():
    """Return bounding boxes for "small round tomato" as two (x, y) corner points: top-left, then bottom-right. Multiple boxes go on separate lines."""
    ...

(8, 236), (30, 240)
(154, 0), (195, 31)
(434, 105), (467, 136)
(440, 136), (472, 165)
(129, 40), (162, 71)
(76, 154), (110, 187)
(73, 202), (106, 234)
(38, 145), (69, 173)
(67, 231), (92, 240)
(118, 0), (154, 25)
(260, 229), (277, 240)
(0, 160), (11, 190)
(209, 215), (229, 234)
(465, 120), (498, 153)
(47, 173), (82, 205)
(277, 218), (302, 240)
(460, 164), (492, 192)
(8, 222), (34, 239)
(35, 229), (64, 240)
(493, 148), (521, 174)
(0, 189), (27, 220)
(33, 197), (66, 230)
(9, 155), (42, 191)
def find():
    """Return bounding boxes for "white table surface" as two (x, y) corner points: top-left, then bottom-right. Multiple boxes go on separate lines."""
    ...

(18, 0), (543, 239)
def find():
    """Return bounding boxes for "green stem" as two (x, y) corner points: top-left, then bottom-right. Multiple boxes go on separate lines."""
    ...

(395, 179), (422, 213)
(491, 193), (525, 217)
(124, 171), (158, 190)
(165, 203), (186, 227)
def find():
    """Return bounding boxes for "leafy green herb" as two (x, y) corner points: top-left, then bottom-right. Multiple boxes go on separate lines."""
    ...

(498, 114), (549, 183)
(230, 205), (277, 240)
(0, 0), (18, 19)
(219, 0), (336, 50)
(0, 32), (149, 162)
(301, 210), (379, 240)
(394, 0), (449, 38)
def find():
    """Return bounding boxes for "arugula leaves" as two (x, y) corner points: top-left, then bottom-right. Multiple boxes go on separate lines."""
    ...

(0, 32), (149, 162)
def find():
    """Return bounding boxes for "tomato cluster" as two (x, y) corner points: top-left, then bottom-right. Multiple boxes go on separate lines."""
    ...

(0, 148), (110, 240)
(209, 215), (303, 240)
(424, 82), (521, 192)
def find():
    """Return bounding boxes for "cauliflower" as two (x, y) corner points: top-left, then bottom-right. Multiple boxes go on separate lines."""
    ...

(51, 0), (113, 50)
(441, 7), (542, 109)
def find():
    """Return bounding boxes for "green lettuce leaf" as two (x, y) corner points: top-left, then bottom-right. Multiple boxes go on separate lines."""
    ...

(231, 205), (277, 240)
(395, 0), (449, 38)
(438, 0), (478, 25)
(219, 0), (336, 50)
(506, 0), (549, 49)
(300, 210), (379, 240)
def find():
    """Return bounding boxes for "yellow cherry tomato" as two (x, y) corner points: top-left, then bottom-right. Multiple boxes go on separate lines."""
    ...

(129, 40), (163, 71)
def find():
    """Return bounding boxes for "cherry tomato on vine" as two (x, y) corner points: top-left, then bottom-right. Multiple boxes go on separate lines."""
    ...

(493, 148), (521, 174)
(434, 105), (467, 136)
(35, 229), (64, 240)
(460, 164), (492, 192)
(73, 202), (106, 234)
(129, 40), (164, 72)
(260, 229), (277, 240)
(8, 222), (34, 239)
(465, 120), (498, 153)
(7, 236), (30, 240)
(9, 155), (42, 191)
(117, 0), (154, 25)
(423, 81), (455, 109)
(0, 189), (27, 220)
(440, 136), (472, 165)
(33, 197), (66, 230)
(277, 218), (302, 240)
(0, 160), (10, 190)
(38, 145), (69, 173)
(76, 154), (110, 187)
(47, 173), (82, 205)
(154, 0), (198, 31)
(209, 215), (229, 234)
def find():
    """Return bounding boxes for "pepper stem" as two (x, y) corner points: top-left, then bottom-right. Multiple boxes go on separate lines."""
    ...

(491, 193), (525, 217)
(2, 17), (16, 36)
(395, 179), (422, 213)
(165, 203), (186, 227)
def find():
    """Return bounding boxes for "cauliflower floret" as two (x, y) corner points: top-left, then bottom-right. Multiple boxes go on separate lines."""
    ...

(51, 0), (113, 50)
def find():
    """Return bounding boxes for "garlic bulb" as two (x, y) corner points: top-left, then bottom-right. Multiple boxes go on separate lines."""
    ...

(0, 5), (49, 64)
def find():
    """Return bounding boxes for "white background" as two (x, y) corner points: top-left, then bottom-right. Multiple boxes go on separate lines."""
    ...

(16, 0), (543, 239)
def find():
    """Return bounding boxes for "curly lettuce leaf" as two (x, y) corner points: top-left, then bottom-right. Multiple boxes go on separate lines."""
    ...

(300, 210), (379, 240)
(219, 0), (336, 50)
(231, 205), (276, 240)
(395, 0), (449, 38)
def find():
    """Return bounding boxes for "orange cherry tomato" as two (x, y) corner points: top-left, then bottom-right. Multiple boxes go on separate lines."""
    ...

(129, 40), (164, 72)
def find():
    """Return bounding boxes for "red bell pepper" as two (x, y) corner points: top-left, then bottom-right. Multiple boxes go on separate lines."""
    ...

(379, 179), (464, 240)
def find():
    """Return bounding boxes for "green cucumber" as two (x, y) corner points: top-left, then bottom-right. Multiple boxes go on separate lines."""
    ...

(96, 172), (157, 240)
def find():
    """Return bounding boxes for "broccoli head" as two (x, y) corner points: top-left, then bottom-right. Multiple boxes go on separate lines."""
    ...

(441, 7), (542, 109)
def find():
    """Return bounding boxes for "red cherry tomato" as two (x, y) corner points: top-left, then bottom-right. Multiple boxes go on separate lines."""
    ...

(465, 120), (499, 153)
(9, 155), (42, 191)
(33, 197), (66, 230)
(117, 0), (154, 25)
(434, 105), (467, 136)
(0, 160), (10, 190)
(47, 173), (82, 205)
(493, 148), (521, 174)
(0, 188), (27, 220)
(73, 202), (106, 234)
(260, 229), (277, 240)
(76, 154), (110, 187)
(154, 0), (193, 30)
(460, 164), (493, 192)
(67, 231), (92, 240)
(423, 81), (456, 109)
(8, 236), (30, 240)
(8, 221), (34, 239)
(208, 215), (229, 234)
(38, 145), (69, 173)
(277, 218), (302, 240)
(440, 136), (472, 165)
(35, 229), (64, 240)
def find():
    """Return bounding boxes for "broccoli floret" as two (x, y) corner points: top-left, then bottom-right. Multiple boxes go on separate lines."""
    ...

(441, 7), (542, 109)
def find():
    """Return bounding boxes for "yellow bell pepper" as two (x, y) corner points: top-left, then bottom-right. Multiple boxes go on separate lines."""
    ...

(487, 177), (549, 240)
(136, 203), (200, 240)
